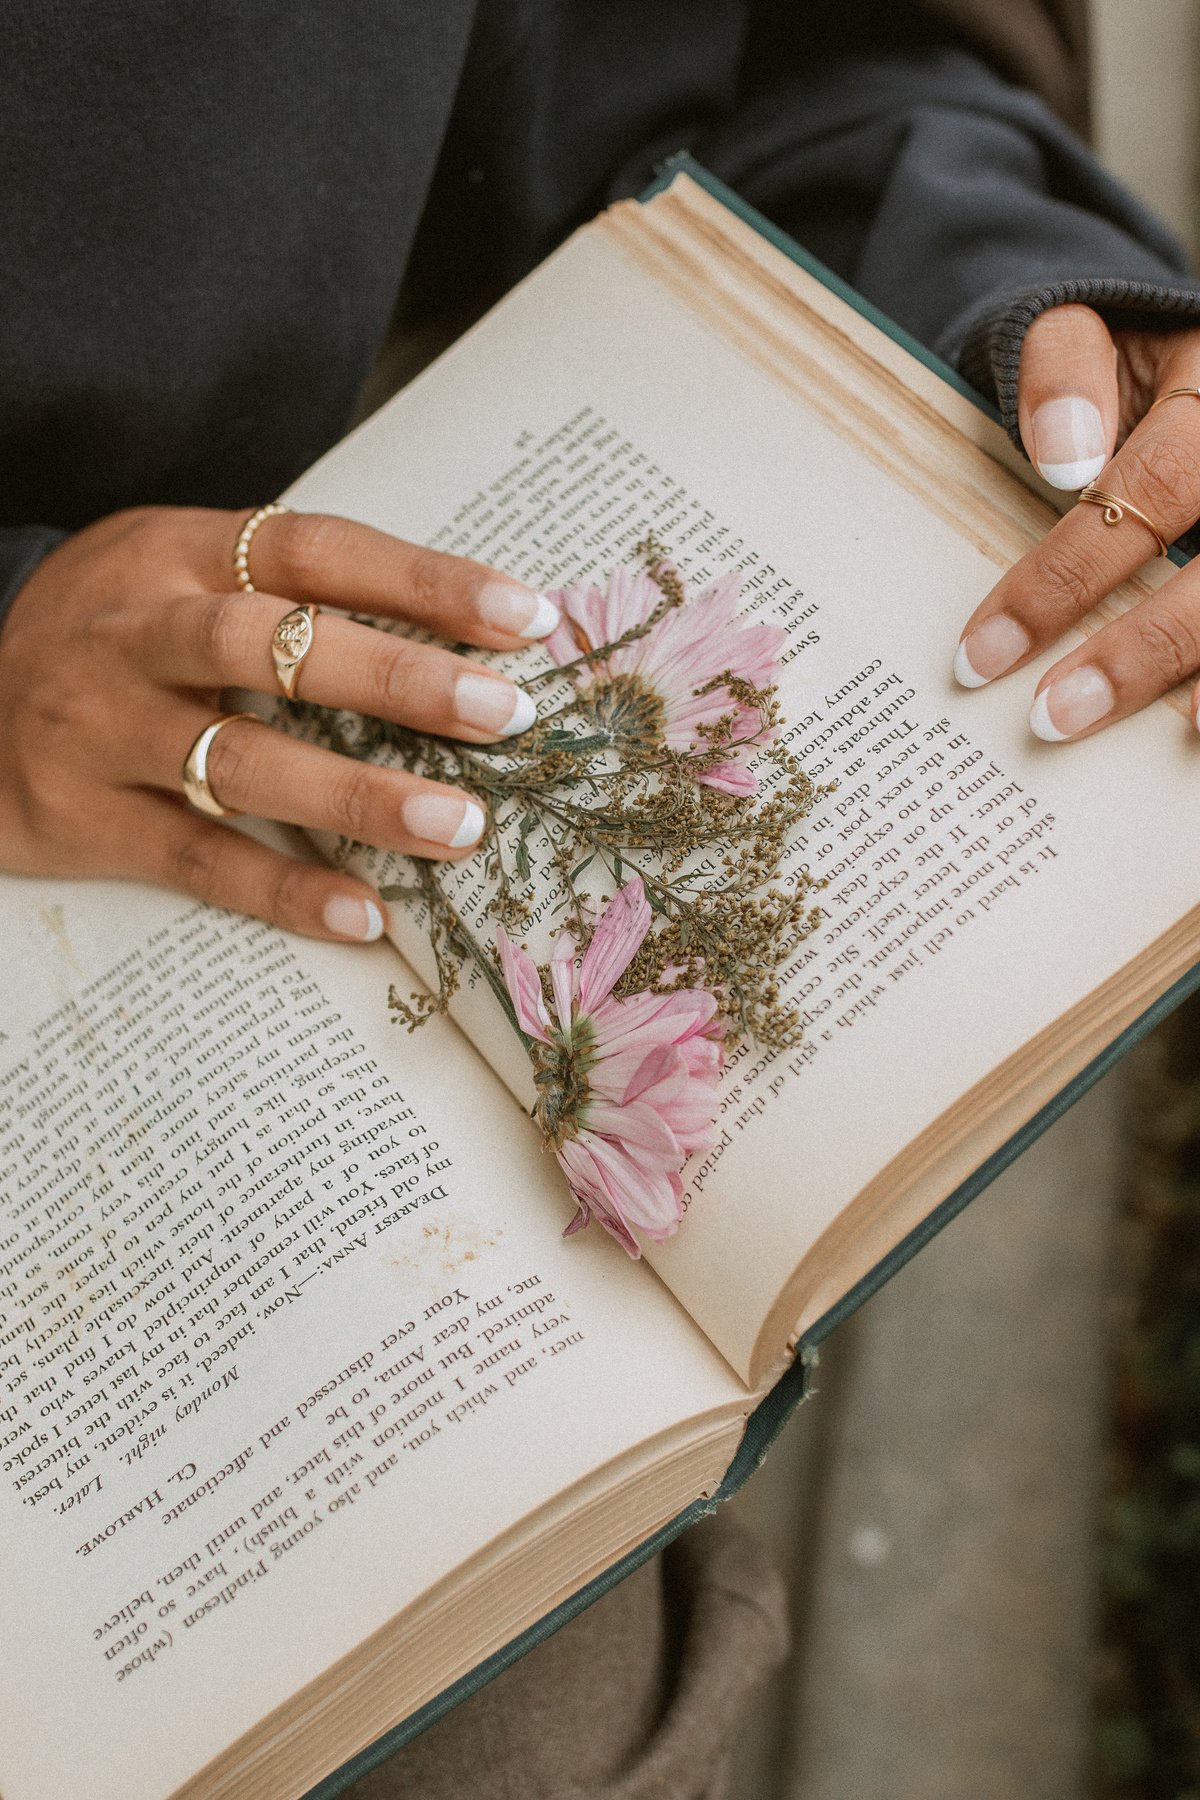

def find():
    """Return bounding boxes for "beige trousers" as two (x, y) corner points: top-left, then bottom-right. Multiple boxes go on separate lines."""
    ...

(341, 1514), (788, 1800)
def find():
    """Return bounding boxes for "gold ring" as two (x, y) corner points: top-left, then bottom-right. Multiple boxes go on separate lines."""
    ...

(182, 712), (263, 818)
(234, 502), (290, 593)
(271, 603), (319, 700)
(1076, 484), (1170, 558)
(1150, 386), (1200, 411)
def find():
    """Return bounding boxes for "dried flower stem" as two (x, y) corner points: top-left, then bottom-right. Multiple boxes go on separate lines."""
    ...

(285, 542), (827, 1054)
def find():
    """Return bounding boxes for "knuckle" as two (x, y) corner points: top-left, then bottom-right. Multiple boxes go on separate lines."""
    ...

(21, 686), (101, 786)
(1035, 536), (1099, 620)
(25, 685), (76, 745)
(1122, 437), (1200, 522)
(23, 762), (85, 842)
(1134, 607), (1200, 687)
(170, 830), (227, 904)
(88, 594), (140, 657)
(329, 760), (377, 838)
(280, 511), (350, 588)
(266, 856), (313, 928)
(367, 641), (422, 719)
(200, 592), (246, 674)
(203, 720), (260, 804)
(404, 546), (449, 619)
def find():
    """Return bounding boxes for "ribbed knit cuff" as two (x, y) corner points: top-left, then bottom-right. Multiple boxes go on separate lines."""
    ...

(0, 526), (69, 634)
(954, 275), (1200, 450)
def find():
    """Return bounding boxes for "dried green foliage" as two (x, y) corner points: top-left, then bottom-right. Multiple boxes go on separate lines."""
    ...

(286, 539), (828, 1050)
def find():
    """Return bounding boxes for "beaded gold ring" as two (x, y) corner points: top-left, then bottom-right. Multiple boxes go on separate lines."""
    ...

(233, 502), (290, 594)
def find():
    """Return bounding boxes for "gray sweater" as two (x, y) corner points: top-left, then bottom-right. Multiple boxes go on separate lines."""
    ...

(3, 0), (1198, 623)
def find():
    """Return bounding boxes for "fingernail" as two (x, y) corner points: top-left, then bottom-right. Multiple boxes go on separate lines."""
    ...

(454, 672), (537, 738)
(1029, 664), (1115, 740)
(478, 581), (560, 640)
(1030, 397), (1107, 490)
(324, 895), (386, 941)
(953, 613), (1031, 687)
(402, 792), (485, 848)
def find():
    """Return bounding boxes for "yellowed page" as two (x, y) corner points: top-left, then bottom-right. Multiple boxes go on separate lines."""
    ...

(281, 216), (1200, 1382)
(0, 872), (744, 1800)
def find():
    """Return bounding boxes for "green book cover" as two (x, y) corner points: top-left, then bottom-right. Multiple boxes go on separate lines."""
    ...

(303, 156), (1200, 1799)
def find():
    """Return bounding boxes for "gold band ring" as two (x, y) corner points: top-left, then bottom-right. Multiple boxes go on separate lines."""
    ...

(182, 712), (263, 818)
(1076, 484), (1171, 559)
(270, 603), (319, 700)
(1150, 386), (1200, 412)
(234, 502), (290, 593)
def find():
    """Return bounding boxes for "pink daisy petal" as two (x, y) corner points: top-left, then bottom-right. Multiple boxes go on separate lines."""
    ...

(577, 876), (651, 1010)
(544, 562), (783, 794)
(509, 869), (727, 1259)
(557, 1139), (643, 1258)
(619, 1040), (688, 1107)
(583, 1136), (686, 1239)
(543, 618), (583, 665)
(590, 987), (720, 1056)
(619, 1051), (718, 1158)
(585, 1096), (681, 1165)
(699, 761), (759, 796)
(496, 928), (551, 1042)
(549, 929), (577, 1032)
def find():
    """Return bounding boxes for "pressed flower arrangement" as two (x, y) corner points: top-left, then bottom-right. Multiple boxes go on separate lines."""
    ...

(290, 540), (824, 1256)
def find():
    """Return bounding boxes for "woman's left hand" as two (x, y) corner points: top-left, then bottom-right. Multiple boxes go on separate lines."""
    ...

(954, 304), (1200, 739)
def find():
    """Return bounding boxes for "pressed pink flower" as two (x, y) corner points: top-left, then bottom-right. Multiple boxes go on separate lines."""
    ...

(543, 566), (783, 791)
(496, 876), (724, 1257)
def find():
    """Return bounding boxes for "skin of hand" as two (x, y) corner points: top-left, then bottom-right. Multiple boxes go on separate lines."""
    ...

(956, 304), (1200, 740)
(0, 505), (560, 941)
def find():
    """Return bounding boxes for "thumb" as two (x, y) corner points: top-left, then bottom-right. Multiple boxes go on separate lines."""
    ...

(1016, 303), (1119, 491)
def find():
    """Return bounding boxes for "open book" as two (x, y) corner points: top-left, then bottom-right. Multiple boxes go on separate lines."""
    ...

(2, 163), (1198, 1800)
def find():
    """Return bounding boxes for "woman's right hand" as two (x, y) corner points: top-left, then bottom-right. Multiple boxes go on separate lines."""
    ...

(0, 505), (558, 940)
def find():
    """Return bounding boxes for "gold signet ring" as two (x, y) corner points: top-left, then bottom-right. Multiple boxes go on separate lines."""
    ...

(271, 604), (319, 700)
(182, 712), (262, 818)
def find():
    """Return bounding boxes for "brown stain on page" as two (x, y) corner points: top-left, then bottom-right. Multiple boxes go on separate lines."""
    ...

(381, 1217), (504, 1291)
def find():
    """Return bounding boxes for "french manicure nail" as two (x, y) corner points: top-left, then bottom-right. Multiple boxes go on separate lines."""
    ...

(478, 581), (561, 640)
(1031, 396), (1107, 490)
(402, 792), (485, 848)
(455, 672), (537, 738)
(953, 613), (1031, 687)
(1029, 664), (1115, 741)
(324, 895), (386, 941)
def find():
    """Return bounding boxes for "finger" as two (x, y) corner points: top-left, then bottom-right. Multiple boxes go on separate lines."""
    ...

(1026, 559), (1200, 740)
(142, 709), (488, 856)
(132, 789), (395, 942)
(1016, 304), (1118, 490)
(204, 508), (559, 650)
(954, 368), (1200, 690)
(145, 591), (538, 743)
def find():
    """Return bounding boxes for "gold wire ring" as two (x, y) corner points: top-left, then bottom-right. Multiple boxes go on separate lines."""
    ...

(1150, 386), (1200, 412)
(1076, 484), (1171, 558)
(181, 712), (263, 818)
(233, 502), (290, 593)
(270, 603), (319, 700)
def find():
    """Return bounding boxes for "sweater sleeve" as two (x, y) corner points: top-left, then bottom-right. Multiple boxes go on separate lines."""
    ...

(0, 527), (68, 636)
(681, 28), (1200, 451)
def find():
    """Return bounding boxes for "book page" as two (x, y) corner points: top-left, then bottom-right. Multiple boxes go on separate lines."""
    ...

(0, 873), (745, 1800)
(281, 215), (1200, 1384)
